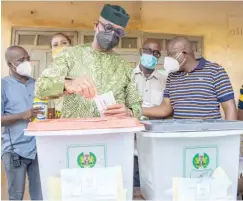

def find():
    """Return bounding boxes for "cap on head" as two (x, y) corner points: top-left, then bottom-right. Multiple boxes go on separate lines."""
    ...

(100, 4), (130, 28)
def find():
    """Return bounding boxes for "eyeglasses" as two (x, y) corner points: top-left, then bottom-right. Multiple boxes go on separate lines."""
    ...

(141, 48), (161, 58)
(98, 21), (125, 38)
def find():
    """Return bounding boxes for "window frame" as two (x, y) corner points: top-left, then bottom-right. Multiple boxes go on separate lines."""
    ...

(12, 27), (79, 49)
(79, 30), (142, 53)
(12, 28), (203, 57)
(142, 32), (204, 58)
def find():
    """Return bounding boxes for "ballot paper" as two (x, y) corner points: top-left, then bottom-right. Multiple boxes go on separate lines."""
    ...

(172, 166), (232, 201)
(94, 91), (116, 116)
(61, 166), (125, 201)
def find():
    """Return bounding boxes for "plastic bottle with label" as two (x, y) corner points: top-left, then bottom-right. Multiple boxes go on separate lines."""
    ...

(33, 97), (48, 122)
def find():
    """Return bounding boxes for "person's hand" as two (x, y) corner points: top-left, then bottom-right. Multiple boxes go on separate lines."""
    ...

(63, 90), (73, 96)
(103, 104), (133, 117)
(22, 107), (42, 121)
(64, 77), (97, 99)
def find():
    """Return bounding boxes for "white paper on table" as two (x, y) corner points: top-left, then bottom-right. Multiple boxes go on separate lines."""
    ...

(61, 166), (124, 201)
(172, 167), (232, 201)
(94, 91), (116, 116)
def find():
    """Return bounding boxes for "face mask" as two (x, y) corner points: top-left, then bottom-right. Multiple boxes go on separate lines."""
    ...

(96, 31), (120, 51)
(163, 52), (185, 74)
(14, 61), (32, 77)
(163, 56), (180, 74)
(141, 53), (158, 70)
(52, 47), (65, 58)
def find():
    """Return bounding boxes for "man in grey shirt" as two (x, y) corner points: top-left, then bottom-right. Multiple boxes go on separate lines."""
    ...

(1, 46), (42, 200)
(133, 39), (166, 109)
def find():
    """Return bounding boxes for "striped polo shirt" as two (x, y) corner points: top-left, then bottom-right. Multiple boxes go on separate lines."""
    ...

(164, 57), (234, 119)
(239, 86), (243, 110)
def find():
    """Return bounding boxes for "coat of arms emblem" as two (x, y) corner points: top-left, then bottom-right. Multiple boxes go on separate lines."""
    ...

(77, 152), (96, 168)
(192, 153), (210, 169)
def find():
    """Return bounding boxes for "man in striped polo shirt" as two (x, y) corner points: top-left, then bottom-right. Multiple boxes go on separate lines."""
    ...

(143, 36), (237, 120)
(238, 86), (243, 120)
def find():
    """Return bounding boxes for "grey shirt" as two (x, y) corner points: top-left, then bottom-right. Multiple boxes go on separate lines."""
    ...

(133, 65), (167, 107)
(1, 76), (36, 159)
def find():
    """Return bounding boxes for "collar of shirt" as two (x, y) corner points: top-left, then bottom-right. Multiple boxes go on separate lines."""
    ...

(134, 65), (161, 80)
(172, 57), (207, 76)
(10, 75), (35, 86)
(195, 57), (207, 70)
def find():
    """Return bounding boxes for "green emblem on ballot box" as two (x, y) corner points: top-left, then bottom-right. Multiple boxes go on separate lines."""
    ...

(192, 153), (210, 169)
(77, 152), (96, 168)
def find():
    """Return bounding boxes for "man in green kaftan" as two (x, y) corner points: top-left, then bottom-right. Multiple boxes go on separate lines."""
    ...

(35, 4), (142, 118)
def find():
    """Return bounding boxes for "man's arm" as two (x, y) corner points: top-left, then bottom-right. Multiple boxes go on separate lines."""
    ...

(238, 86), (243, 120)
(142, 97), (173, 118)
(238, 109), (243, 121)
(1, 114), (23, 127)
(35, 49), (72, 99)
(142, 74), (173, 118)
(1, 84), (41, 126)
(221, 100), (237, 120)
(1, 108), (42, 127)
(214, 67), (237, 120)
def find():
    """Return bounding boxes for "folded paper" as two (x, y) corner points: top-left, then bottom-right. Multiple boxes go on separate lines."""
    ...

(94, 91), (116, 116)
(172, 166), (232, 201)
(61, 166), (126, 201)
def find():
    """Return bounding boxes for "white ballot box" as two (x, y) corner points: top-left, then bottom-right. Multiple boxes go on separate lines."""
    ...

(25, 117), (144, 200)
(137, 119), (243, 201)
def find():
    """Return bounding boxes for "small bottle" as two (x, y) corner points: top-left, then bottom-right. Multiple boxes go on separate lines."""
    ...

(33, 97), (48, 122)
(47, 100), (56, 119)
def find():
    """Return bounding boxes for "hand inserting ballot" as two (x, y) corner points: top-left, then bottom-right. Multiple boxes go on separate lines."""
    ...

(64, 76), (97, 99)
(103, 104), (133, 117)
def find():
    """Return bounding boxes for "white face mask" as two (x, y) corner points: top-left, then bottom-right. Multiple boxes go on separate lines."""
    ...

(14, 61), (32, 77)
(163, 56), (180, 74)
(163, 52), (185, 74)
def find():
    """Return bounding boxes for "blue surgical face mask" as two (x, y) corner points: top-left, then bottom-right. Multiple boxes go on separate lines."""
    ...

(140, 53), (158, 70)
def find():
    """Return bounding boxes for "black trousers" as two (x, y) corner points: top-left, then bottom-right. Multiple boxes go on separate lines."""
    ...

(133, 155), (140, 187)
